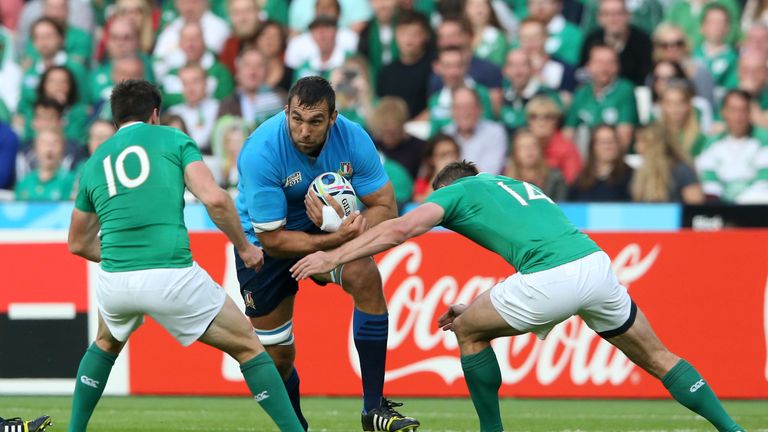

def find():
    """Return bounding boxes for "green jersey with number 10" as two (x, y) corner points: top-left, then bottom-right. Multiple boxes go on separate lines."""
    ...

(425, 173), (601, 274)
(74, 122), (203, 272)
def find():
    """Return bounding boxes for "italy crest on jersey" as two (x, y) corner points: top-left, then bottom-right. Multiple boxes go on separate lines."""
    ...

(339, 162), (353, 177)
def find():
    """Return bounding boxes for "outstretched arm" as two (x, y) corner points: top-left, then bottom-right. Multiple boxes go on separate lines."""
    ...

(290, 203), (445, 279)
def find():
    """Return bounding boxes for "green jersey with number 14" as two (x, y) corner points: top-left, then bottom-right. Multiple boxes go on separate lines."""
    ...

(74, 122), (203, 272)
(425, 173), (601, 274)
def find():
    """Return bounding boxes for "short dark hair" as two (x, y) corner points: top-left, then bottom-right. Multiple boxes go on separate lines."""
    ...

(287, 76), (336, 113)
(34, 97), (64, 116)
(251, 20), (287, 53)
(31, 17), (64, 39)
(110, 79), (162, 125)
(432, 160), (479, 190)
(38, 66), (78, 107)
(702, 3), (731, 23)
(588, 42), (617, 61)
(723, 88), (752, 106)
(396, 10), (430, 32)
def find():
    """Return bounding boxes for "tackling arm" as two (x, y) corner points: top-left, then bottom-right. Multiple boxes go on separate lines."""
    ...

(68, 209), (101, 262)
(289, 203), (445, 280)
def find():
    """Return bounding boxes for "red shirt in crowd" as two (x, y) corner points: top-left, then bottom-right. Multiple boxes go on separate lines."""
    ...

(544, 131), (582, 184)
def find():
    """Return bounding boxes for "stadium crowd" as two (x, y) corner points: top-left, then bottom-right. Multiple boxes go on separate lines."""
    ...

(1, 0), (767, 206)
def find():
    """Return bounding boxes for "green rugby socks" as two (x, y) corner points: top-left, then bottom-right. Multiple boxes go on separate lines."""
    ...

(68, 343), (117, 432)
(461, 346), (504, 432)
(662, 359), (744, 432)
(240, 352), (305, 431)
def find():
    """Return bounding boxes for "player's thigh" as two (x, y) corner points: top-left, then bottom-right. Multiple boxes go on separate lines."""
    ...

(199, 295), (265, 363)
(604, 308), (679, 379)
(234, 247), (299, 319)
(453, 290), (526, 343)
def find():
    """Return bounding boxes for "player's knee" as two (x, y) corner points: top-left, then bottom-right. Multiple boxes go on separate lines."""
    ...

(265, 346), (295, 379)
(341, 259), (383, 296)
(452, 315), (474, 343)
(95, 333), (124, 355)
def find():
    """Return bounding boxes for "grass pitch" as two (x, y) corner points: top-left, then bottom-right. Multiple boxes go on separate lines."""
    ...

(1, 396), (765, 431)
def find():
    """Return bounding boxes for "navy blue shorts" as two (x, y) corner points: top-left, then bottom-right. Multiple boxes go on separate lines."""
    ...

(234, 242), (330, 317)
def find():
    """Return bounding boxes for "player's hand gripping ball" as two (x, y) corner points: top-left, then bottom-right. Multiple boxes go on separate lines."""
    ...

(310, 172), (358, 217)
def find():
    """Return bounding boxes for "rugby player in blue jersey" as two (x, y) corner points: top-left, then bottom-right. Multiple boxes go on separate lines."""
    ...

(235, 76), (420, 432)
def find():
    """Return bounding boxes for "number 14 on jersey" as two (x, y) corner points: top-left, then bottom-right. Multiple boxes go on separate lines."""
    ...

(497, 181), (555, 206)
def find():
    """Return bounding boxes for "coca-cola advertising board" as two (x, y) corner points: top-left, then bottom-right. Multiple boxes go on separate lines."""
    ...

(125, 230), (768, 398)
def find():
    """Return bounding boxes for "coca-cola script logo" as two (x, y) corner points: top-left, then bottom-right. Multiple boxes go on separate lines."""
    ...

(348, 242), (661, 387)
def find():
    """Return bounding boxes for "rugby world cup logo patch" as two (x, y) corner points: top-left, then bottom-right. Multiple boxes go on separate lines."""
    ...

(339, 162), (353, 177)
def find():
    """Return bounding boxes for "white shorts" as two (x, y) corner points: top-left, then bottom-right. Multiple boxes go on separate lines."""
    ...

(96, 262), (227, 346)
(490, 251), (636, 340)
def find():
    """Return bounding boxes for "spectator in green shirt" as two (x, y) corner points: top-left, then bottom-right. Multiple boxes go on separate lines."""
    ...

(664, 0), (741, 47)
(15, 128), (76, 201)
(692, 4), (738, 100)
(726, 50), (768, 130)
(564, 44), (639, 150)
(464, 0), (509, 67)
(656, 80), (709, 160)
(21, 0), (93, 67)
(528, 0), (584, 66)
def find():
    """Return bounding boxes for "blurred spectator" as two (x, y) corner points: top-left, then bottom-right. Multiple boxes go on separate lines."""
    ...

(220, 0), (262, 75)
(358, 0), (399, 81)
(632, 124), (705, 203)
(381, 154), (415, 209)
(0, 122), (19, 190)
(252, 20), (294, 92)
(92, 55), (146, 120)
(428, 46), (495, 134)
(443, 86), (507, 174)
(86, 119), (116, 156)
(16, 0), (94, 56)
(564, 44), (638, 150)
(742, 0), (768, 31)
(377, 10), (433, 119)
(500, 49), (560, 132)
(504, 128), (568, 201)
(0, 0), (24, 32)
(288, 0), (372, 34)
(696, 90), (768, 203)
(153, 0), (231, 79)
(693, 4), (738, 99)
(168, 63), (220, 152)
(161, 21), (235, 107)
(664, 0), (740, 46)
(429, 16), (503, 113)
(568, 124), (633, 201)
(657, 80), (709, 160)
(652, 23), (716, 104)
(15, 128), (75, 201)
(517, 17), (577, 99)
(290, 15), (352, 81)
(368, 96), (426, 179)
(90, 17), (154, 106)
(649, 61), (713, 134)
(464, 0), (509, 67)
(114, 0), (158, 54)
(0, 20), (21, 117)
(22, 65), (89, 145)
(329, 56), (374, 127)
(579, 0), (653, 86)
(21, 0), (92, 67)
(285, 0), (358, 74)
(218, 47), (285, 130)
(160, 113), (189, 134)
(580, 0), (663, 36)
(210, 115), (248, 188)
(528, 0), (583, 66)
(412, 133), (461, 202)
(525, 95), (582, 183)
(17, 18), (87, 121)
(740, 22), (768, 59)
(730, 50), (768, 129)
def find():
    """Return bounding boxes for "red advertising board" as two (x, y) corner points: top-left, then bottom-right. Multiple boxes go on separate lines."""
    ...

(123, 231), (768, 398)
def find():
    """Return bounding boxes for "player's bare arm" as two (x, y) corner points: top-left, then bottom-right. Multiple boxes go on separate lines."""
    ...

(184, 161), (264, 270)
(257, 212), (367, 259)
(357, 182), (397, 227)
(68, 209), (102, 263)
(290, 203), (444, 280)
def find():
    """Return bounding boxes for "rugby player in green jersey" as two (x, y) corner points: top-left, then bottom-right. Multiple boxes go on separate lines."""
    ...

(67, 80), (303, 432)
(291, 161), (745, 432)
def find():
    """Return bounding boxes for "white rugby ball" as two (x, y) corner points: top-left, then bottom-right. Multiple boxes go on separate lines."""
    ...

(310, 172), (358, 217)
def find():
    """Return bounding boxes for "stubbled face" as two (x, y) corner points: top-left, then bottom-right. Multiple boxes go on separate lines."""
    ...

(179, 67), (207, 105)
(44, 69), (70, 105)
(286, 100), (337, 156)
(229, 0), (260, 37)
(35, 130), (65, 171)
(592, 127), (621, 164)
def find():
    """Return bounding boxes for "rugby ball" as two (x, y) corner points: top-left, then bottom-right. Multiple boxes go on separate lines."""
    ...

(310, 172), (358, 217)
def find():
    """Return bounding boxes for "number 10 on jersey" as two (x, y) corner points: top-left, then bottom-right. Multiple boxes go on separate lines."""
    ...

(103, 146), (151, 197)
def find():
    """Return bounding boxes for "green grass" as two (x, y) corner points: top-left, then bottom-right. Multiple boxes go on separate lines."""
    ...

(1, 396), (765, 431)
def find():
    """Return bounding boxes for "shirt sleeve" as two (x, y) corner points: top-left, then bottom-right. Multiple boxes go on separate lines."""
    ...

(618, 85), (639, 125)
(238, 140), (288, 232)
(178, 132), (203, 168)
(424, 183), (464, 227)
(74, 171), (95, 213)
(347, 121), (389, 197)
